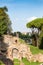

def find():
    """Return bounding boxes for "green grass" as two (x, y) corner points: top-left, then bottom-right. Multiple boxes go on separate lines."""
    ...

(13, 59), (20, 65)
(22, 58), (42, 65)
(19, 38), (25, 43)
(29, 45), (43, 54)
(14, 63), (20, 65)
(13, 59), (20, 62)
(13, 58), (43, 65)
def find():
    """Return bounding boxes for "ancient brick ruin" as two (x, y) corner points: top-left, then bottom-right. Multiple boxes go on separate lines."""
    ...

(0, 35), (43, 62)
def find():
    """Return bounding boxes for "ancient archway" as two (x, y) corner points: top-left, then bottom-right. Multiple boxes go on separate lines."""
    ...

(12, 48), (19, 58)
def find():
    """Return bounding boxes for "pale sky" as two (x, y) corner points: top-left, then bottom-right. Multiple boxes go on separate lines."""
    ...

(0, 0), (43, 32)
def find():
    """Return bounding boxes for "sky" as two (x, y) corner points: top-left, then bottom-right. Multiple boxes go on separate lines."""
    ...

(0, 0), (43, 32)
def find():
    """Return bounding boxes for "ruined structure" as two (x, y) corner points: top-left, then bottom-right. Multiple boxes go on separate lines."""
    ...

(0, 35), (43, 62)
(2, 35), (32, 61)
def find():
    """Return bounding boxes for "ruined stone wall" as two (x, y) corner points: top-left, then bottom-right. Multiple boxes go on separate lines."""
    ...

(3, 35), (32, 60)
(2, 35), (43, 62)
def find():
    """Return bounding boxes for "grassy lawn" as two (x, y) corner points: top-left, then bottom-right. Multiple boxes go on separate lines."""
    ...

(29, 45), (43, 54)
(19, 38), (25, 43)
(13, 58), (43, 65)
(13, 59), (20, 65)
(22, 58), (42, 65)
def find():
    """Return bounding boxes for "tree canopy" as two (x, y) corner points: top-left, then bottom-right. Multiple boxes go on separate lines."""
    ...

(26, 18), (43, 30)
(0, 6), (12, 35)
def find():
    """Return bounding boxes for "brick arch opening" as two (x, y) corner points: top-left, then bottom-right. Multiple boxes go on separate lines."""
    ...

(12, 48), (19, 58)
